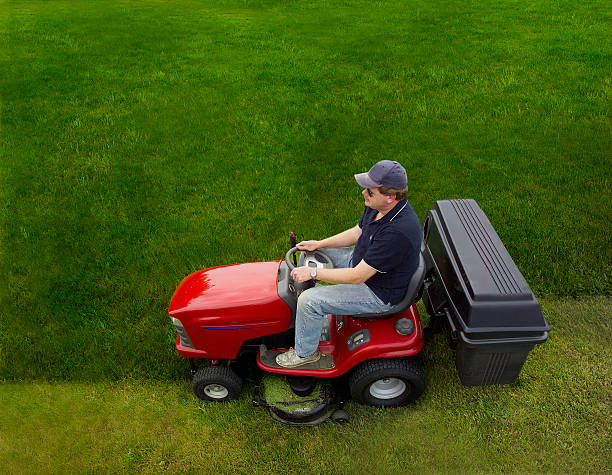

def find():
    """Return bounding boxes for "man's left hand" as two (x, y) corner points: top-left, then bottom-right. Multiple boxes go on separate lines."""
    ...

(291, 266), (315, 283)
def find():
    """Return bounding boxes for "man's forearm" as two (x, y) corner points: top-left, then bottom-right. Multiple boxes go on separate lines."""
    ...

(315, 266), (364, 285)
(290, 258), (377, 285)
(318, 225), (361, 248)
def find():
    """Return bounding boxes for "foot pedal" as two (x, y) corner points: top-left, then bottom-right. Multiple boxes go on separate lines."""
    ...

(259, 345), (335, 370)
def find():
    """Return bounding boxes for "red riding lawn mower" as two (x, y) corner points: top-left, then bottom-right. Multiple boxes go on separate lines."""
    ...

(168, 199), (549, 426)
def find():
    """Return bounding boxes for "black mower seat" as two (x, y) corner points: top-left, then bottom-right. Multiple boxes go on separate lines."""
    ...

(350, 252), (425, 319)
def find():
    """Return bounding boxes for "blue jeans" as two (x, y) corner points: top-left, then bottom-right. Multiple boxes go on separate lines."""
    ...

(295, 247), (391, 357)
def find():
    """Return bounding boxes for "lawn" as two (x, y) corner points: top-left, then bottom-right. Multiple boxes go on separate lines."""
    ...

(0, 0), (610, 471)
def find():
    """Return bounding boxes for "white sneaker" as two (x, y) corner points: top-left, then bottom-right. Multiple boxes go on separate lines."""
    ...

(276, 348), (321, 368)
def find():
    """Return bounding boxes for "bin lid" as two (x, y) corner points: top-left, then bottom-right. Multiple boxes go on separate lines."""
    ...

(437, 199), (532, 302)
(429, 199), (549, 334)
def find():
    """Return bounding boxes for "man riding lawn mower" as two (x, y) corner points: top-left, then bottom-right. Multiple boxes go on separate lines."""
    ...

(168, 161), (549, 425)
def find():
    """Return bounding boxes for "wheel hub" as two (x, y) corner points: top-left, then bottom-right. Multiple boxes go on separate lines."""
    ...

(369, 377), (407, 399)
(204, 384), (229, 399)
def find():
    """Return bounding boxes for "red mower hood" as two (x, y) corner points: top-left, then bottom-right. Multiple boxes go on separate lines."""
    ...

(169, 261), (285, 318)
(168, 260), (292, 359)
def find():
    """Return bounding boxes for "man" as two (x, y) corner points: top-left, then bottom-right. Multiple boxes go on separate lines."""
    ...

(276, 160), (422, 368)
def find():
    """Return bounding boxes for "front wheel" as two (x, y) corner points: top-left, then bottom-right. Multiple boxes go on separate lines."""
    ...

(348, 358), (426, 407)
(192, 365), (242, 402)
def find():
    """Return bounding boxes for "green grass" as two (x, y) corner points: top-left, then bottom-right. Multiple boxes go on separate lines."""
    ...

(1, 2), (609, 470)
(1, 297), (610, 473)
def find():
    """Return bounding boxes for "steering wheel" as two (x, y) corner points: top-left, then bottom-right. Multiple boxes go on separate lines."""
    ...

(285, 247), (334, 272)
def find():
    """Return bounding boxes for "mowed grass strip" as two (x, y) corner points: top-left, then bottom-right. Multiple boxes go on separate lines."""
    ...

(1, 0), (610, 380)
(0, 297), (610, 473)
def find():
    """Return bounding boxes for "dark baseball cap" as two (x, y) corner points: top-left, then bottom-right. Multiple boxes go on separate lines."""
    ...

(354, 160), (407, 189)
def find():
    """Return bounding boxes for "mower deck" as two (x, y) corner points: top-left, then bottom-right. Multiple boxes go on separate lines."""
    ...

(258, 345), (335, 370)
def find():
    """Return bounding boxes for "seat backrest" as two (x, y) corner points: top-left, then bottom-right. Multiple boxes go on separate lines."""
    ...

(351, 252), (425, 319)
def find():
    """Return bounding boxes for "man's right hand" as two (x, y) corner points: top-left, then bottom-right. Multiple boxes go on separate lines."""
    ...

(297, 240), (320, 251)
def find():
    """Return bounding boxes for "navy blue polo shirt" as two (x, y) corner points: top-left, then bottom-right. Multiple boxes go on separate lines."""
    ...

(352, 199), (422, 305)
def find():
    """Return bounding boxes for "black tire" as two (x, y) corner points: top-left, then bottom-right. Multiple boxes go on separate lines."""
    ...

(331, 409), (350, 424)
(348, 358), (426, 407)
(192, 366), (242, 402)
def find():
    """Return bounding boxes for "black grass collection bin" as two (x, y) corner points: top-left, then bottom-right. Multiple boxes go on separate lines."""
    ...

(422, 199), (549, 386)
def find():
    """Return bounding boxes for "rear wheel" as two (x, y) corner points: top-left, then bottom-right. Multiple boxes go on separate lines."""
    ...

(192, 366), (242, 402)
(349, 358), (426, 407)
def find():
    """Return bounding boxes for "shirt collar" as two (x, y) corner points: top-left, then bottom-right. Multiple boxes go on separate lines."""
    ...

(368, 198), (408, 225)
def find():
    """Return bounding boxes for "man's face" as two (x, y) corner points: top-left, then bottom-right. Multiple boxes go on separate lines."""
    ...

(362, 187), (396, 210)
(362, 187), (383, 208)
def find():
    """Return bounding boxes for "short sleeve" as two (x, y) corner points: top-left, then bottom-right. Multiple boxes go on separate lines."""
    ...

(358, 207), (369, 229)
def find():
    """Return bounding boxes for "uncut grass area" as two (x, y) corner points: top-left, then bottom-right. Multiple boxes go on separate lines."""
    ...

(1, 297), (610, 473)
(1, 0), (610, 380)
